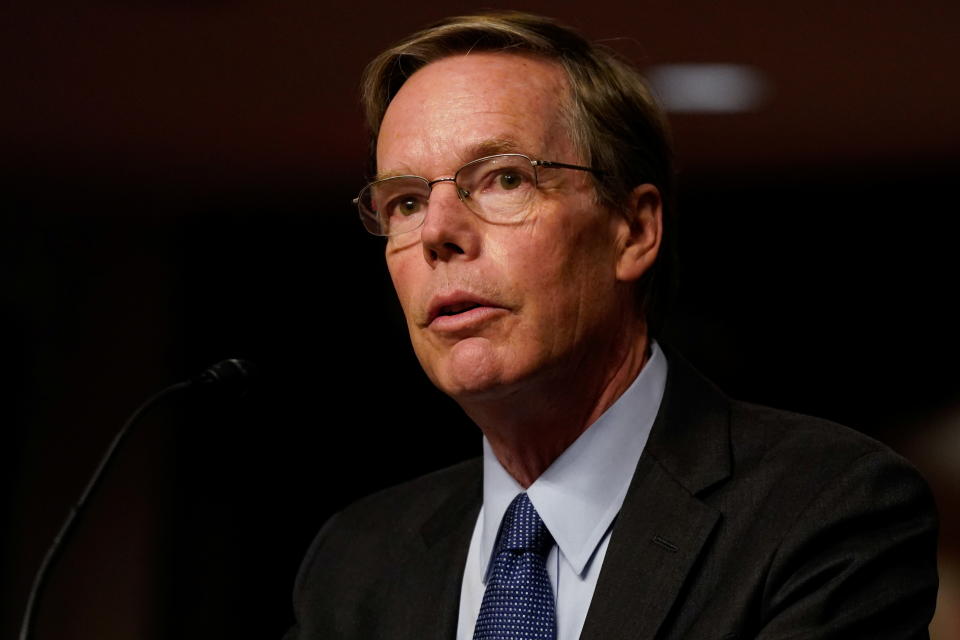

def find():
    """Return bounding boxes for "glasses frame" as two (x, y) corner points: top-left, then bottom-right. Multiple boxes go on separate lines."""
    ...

(353, 153), (603, 237)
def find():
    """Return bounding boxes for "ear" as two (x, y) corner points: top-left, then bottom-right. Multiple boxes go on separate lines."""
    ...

(615, 183), (662, 283)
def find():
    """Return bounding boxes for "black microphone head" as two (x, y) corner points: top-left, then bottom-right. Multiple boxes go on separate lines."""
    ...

(193, 358), (257, 390)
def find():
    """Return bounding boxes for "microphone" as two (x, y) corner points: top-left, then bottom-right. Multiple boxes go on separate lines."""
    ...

(18, 359), (256, 640)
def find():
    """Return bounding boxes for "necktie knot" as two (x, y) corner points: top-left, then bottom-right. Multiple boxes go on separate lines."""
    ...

(497, 493), (554, 557)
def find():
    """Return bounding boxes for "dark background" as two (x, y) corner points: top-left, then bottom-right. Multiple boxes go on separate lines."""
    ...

(3, 2), (959, 638)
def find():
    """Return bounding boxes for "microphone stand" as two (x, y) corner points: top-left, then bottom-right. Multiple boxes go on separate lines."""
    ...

(18, 359), (253, 640)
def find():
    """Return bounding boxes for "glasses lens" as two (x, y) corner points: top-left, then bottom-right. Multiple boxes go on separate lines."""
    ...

(358, 176), (430, 236)
(457, 155), (537, 223)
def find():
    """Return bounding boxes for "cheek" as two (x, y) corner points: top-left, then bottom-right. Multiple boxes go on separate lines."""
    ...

(507, 214), (573, 279)
(515, 209), (616, 296)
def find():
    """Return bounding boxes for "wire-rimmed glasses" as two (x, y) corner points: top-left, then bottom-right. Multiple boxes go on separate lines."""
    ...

(354, 153), (601, 237)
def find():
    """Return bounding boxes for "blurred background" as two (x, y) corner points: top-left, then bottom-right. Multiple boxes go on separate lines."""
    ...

(2, 1), (958, 638)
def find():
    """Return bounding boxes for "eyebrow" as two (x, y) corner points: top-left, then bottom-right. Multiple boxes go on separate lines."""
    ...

(461, 138), (525, 161)
(374, 138), (529, 181)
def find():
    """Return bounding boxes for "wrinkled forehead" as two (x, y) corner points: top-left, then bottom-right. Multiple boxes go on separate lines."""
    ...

(375, 52), (576, 176)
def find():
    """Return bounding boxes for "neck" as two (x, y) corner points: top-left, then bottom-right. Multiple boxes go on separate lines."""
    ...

(460, 325), (651, 488)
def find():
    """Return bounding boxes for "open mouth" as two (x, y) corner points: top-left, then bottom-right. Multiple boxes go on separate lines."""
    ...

(438, 302), (482, 317)
(426, 293), (503, 328)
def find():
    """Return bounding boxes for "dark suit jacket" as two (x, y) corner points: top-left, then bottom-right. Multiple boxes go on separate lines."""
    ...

(286, 353), (938, 639)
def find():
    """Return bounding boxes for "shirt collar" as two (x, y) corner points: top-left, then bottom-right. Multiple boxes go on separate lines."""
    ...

(478, 341), (668, 581)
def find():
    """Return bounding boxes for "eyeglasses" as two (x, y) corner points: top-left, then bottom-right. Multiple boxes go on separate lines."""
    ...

(354, 153), (602, 237)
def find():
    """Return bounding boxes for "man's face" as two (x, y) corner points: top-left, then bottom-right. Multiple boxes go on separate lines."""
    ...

(379, 53), (634, 402)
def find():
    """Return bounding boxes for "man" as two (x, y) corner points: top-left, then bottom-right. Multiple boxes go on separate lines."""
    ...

(286, 12), (938, 639)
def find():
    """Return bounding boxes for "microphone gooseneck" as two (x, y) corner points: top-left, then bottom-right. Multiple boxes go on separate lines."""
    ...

(18, 359), (255, 640)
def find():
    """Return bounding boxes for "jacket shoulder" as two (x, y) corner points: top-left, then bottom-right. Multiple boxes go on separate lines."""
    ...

(651, 353), (938, 638)
(332, 456), (482, 536)
(289, 457), (481, 625)
(727, 399), (913, 483)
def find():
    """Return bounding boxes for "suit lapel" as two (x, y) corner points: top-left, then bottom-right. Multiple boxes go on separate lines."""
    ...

(580, 456), (720, 639)
(372, 462), (482, 640)
(581, 349), (732, 640)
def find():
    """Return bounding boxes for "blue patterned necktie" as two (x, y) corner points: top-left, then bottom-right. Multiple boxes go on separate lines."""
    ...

(473, 492), (557, 640)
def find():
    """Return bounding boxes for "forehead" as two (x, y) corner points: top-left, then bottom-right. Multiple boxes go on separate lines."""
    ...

(376, 52), (573, 175)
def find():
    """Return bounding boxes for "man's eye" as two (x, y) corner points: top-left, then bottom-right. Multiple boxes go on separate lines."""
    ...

(496, 172), (524, 190)
(389, 197), (423, 217)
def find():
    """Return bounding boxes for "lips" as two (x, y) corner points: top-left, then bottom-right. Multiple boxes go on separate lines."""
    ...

(425, 292), (505, 329)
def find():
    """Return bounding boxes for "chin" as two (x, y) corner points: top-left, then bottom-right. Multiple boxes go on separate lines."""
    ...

(433, 365), (507, 400)
(422, 337), (520, 401)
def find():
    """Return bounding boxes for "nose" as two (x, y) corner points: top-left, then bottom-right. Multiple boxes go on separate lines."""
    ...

(419, 179), (481, 265)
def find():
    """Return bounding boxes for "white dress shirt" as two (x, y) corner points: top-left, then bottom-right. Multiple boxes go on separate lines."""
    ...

(456, 342), (668, 640)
